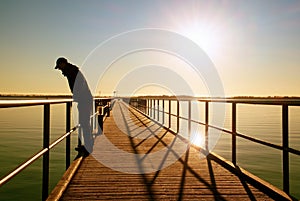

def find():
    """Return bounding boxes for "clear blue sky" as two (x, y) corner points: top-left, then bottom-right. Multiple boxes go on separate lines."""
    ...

(0, 0), (299, 97)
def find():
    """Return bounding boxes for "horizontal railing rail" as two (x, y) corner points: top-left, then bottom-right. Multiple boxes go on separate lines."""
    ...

(0, 99), (73, 108)
(129, 96), (300, 199)
(0, 126), (78, 186)
(0, 98), (111, 201)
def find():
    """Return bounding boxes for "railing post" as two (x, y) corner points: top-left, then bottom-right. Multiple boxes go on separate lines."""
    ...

(146, 99), (148, 115)
(188, 100), (191, 139)
(98, 106), (104, 135)
(177, 100), (180, 133)
(154, 100), (156, 119)
(147, 99), (149, 115)
(162, 100), (165, 125)
(205, 101), (209, 152)
(169, 100), (171, 129)
(150, 99), (153, 118)
(232, 103), (237, 165)
(66, 102), (71, 170)
(157, 99), (160, 122)
(42, 104), (50, 201)
(282, 104), (289, 194)
(139, 99), (141, 110)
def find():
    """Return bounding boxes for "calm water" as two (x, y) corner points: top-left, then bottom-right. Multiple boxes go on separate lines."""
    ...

(0, 99), (299, 200)
(0, 102), (78, 201)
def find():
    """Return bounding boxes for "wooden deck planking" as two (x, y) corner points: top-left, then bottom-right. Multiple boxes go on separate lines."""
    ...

(60, 101), (274, 200)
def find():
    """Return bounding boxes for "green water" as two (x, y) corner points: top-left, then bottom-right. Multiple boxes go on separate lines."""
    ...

(0, 104), (78, 201)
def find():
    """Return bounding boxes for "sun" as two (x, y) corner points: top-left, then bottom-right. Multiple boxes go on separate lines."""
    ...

(178, 23), (222, 59)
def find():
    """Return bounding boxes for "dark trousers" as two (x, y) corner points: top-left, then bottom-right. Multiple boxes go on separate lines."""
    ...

(78, 100), (93, 152)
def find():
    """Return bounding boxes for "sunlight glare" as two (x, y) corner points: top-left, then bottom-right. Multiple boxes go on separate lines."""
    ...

(179, 23), (223, 58)
(190, 132), (205, 148)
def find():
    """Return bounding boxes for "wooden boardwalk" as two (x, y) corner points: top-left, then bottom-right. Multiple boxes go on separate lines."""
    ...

(58, 101), (275, 200)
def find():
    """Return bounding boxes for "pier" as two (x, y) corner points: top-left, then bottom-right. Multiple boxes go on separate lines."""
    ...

(0, 97), (299, 200)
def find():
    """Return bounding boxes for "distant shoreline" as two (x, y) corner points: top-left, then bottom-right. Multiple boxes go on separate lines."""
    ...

(1, 94), (300, 100)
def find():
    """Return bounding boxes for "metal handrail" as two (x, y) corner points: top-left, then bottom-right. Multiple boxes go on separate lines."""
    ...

(0, 126), (78, 187)
(0, 99), (73, 108)
(130, 96), (300, 197)
(0, 100), (75, 201)
(0, 98), (111, 201)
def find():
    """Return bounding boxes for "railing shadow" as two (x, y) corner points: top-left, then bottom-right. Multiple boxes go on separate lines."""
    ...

(118, 102), (261, 201)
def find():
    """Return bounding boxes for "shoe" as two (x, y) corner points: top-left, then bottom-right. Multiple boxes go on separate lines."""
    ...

(83, 149), (90, 157)
(75, 146), (90, 157)
(75, 146), (84, 152)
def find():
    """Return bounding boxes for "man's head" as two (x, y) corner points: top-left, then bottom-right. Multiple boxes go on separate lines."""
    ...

(54, 57), (68, 70)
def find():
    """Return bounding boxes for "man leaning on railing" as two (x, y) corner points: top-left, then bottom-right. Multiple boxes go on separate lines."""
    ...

(54, 57), (93, 156)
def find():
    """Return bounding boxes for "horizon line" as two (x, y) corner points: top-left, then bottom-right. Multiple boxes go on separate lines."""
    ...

(1, 93), (300, 99)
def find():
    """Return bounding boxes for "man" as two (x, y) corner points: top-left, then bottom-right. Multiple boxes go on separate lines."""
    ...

(54, 57), (93, 155)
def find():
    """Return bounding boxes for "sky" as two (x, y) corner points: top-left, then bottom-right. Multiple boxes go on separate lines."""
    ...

(0, 0), (299, 97)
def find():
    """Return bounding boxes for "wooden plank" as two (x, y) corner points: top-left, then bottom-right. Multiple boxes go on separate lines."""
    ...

(59, 101), (276, 201)
(47, 156), (84, 201)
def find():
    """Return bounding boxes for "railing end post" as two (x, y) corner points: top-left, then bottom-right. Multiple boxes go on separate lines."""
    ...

(282, 104), (289, 194)
(232, 102), (237, 165)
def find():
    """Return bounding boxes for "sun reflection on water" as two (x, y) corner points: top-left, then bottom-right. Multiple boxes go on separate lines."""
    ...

(190, 131), (205, 148)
